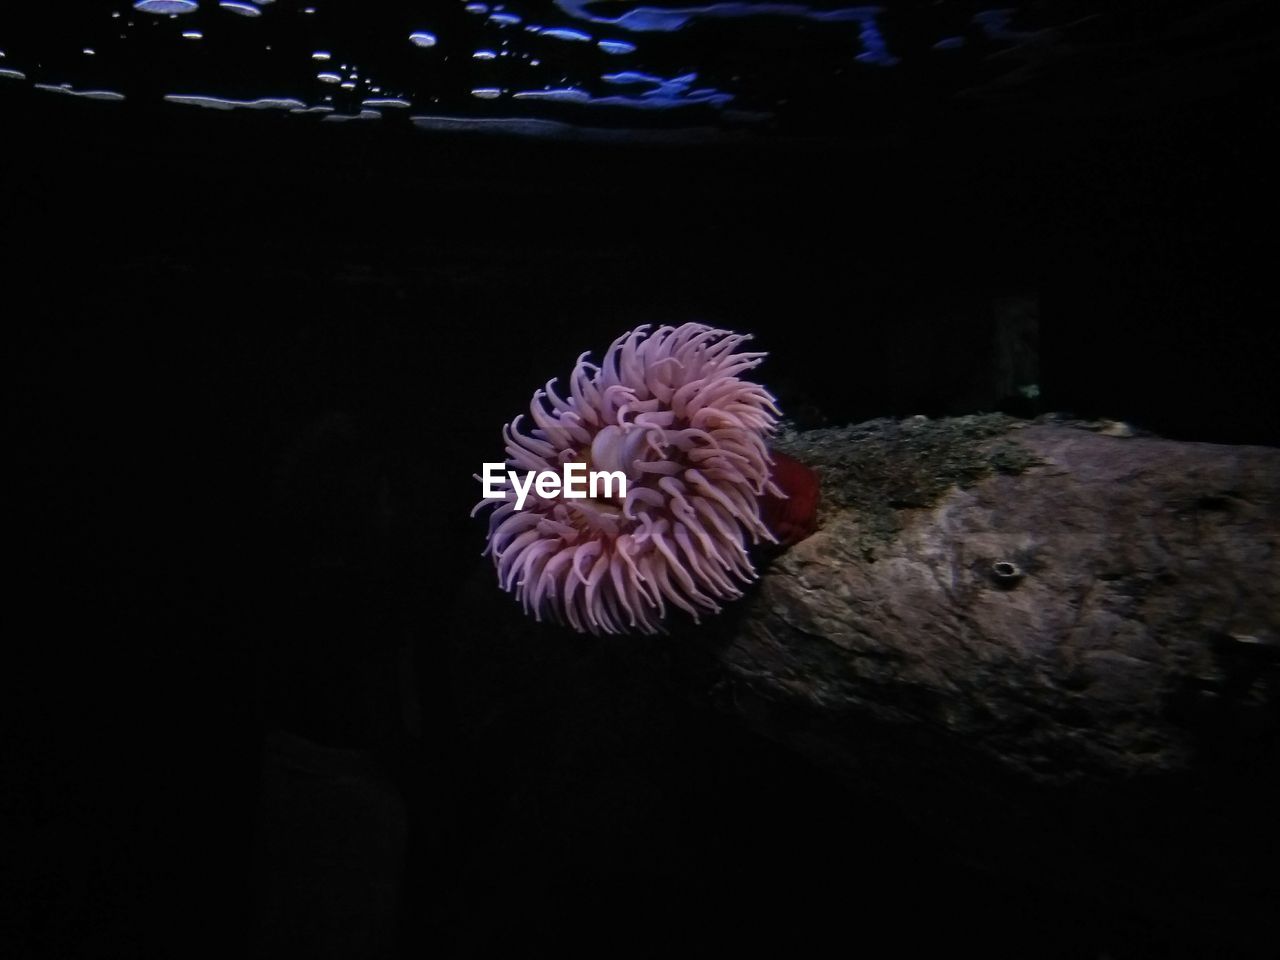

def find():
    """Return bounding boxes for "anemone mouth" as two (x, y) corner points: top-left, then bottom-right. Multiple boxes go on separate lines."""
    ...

(476, 322), (783, 635)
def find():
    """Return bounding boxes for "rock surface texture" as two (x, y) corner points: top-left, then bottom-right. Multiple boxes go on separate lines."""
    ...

(724, 416), (1279, 788)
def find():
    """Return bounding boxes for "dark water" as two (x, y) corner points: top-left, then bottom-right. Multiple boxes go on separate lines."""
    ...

(4, 2), (1278, 959)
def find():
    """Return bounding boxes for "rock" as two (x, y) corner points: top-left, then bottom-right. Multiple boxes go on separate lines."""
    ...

(721, 415), (1279, 787)
(697, 415), (1279, 945)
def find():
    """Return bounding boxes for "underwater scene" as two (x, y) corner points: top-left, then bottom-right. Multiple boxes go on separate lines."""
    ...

(5, 1), (1278, 958)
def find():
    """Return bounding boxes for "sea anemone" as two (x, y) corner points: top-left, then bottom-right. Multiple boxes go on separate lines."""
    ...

(473, 322), (784, 635)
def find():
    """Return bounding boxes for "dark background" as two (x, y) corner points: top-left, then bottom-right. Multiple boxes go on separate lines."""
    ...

(4, 6), (1278, 956)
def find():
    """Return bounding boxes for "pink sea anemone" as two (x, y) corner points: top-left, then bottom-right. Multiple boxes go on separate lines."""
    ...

(474, 322), (784, 635)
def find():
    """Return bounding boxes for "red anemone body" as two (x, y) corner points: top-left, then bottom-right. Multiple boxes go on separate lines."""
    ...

(759, 450), (820, 546)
